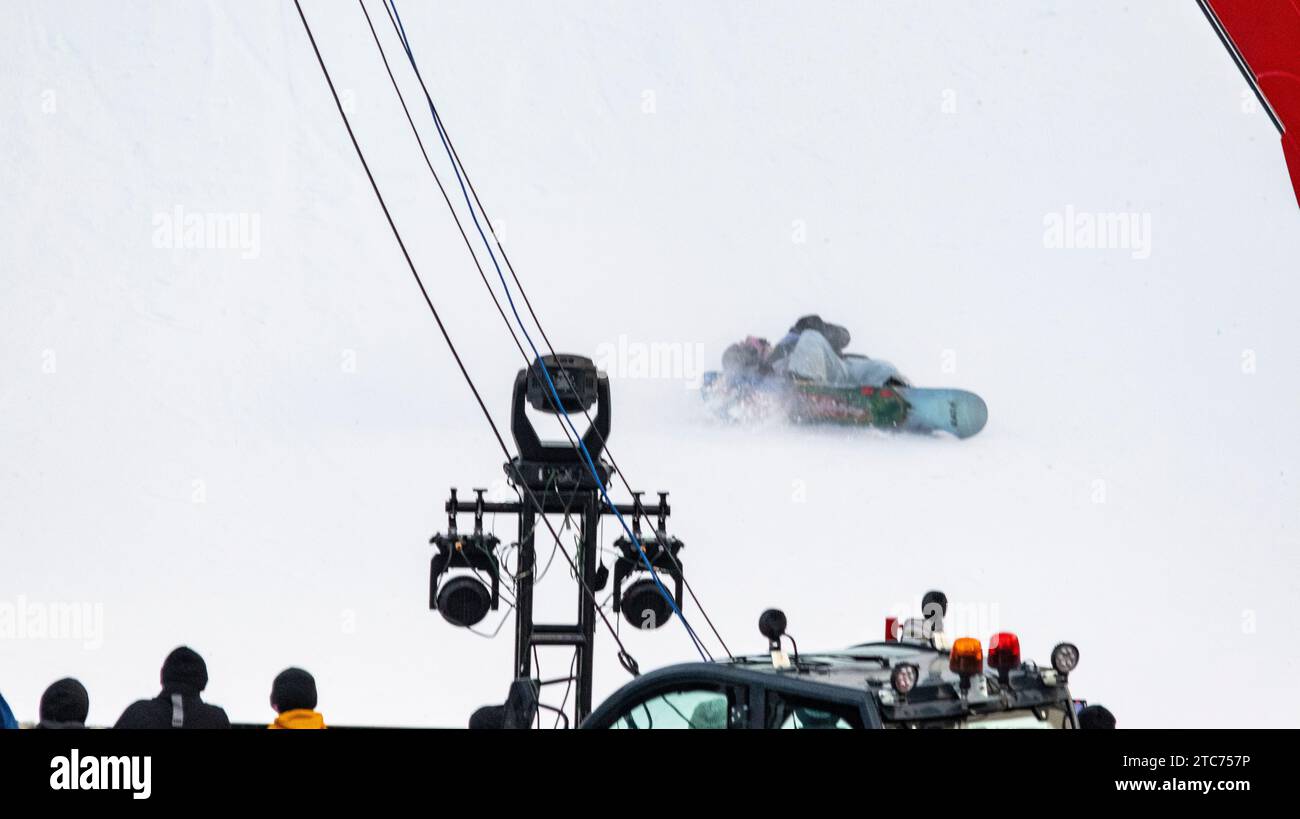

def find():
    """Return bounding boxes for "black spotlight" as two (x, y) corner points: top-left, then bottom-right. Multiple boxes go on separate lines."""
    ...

(921, 589), (948, 631)
(437, 576), (493, 627)
(758, 608), (796, 668)
(620, 578), (675, 630)
(759, 608), (788, 647)
(611, 525), (685, 629)
(429, 499), (501, 629)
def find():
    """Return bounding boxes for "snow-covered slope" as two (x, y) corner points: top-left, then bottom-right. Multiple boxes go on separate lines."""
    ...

(2, 0), (1297, 727)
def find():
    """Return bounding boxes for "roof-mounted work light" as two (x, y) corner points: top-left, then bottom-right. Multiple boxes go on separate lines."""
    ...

(1051, 642), (1079, 676)
(759, 608), (794, 669)
(921, 589), (948, 627)
(890, 663), (920, 696)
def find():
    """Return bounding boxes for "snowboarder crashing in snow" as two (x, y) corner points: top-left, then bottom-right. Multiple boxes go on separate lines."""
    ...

(704, 314), (987, 438)
(720, 314), (909, 389)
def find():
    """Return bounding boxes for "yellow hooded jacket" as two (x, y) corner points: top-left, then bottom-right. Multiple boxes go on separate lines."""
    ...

(268, 709), (326, 729)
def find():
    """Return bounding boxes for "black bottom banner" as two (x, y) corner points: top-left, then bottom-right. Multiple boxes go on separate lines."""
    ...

(2, 728), (1289, 804)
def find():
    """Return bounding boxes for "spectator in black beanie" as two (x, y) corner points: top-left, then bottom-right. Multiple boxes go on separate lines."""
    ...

(268, 667), (325, 729)
(114, 646), (230, 729)
(1077, 704), (1117, 729)
(38, 678), (89, 729)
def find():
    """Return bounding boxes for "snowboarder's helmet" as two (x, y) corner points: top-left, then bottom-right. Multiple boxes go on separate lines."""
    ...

(791, 315), (850, 352)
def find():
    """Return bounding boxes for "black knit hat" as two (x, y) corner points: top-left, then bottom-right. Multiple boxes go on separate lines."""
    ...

(1078, 704), (1116, 729)
(160, 646), (209, 692)
(39, 678), (89, 726)
(271, 667), (317, 712)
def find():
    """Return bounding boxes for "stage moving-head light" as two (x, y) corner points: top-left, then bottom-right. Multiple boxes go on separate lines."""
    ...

(510, 355), (612, 484)
(437, 575), (493, 628)
(621, 578), (676, 630)
(611, 529), (685, 631)
(429, 526), (501, 629)
(525, 354), (599, 414)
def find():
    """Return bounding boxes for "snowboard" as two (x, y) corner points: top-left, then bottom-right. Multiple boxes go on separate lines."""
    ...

(701, 373), (988, 439)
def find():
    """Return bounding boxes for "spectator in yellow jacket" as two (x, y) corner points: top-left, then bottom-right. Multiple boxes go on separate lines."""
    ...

(268, 667), (325, 729)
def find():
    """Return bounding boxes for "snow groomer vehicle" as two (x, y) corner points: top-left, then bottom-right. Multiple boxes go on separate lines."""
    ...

(583, 593), (1086, 729)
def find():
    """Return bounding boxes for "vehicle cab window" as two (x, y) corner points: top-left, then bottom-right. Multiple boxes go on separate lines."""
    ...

(610, 687), (737, 729)
(767, 694), (863, 729)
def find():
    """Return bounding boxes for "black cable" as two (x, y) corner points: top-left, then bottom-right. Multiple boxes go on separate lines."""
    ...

(536, 702), (570, 730)
(355, 0), (533, 368)
(376, 0), (619, 462)
(292, 0), (641, 678)
(373, 0), (733, 660)
(368, 0), (720, 659)
(553, 652), (578, 728)
(385, 0), (717, 661)
(385, 0), (730, 659)
(532, 645), (542, 728)
(361, 0), (632, 524)
(497, 475), (566, 586)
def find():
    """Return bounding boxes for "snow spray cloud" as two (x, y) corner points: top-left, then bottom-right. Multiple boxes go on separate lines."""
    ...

(0, 595), (105, 650)
(152, 205), (261, 260)
(1042, 205), (1152, 260)
(594, 335), (707, 389)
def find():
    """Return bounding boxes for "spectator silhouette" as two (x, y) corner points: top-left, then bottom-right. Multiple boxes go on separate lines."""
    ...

(268, 667), (325, 729)
(114, 646), (230, 729)
(1078, 704), (1116, 729)
(0, 690), (17, 729)
(38, 678), (89, 729)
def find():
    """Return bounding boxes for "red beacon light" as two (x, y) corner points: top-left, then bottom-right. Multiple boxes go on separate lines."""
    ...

(885, 617), (900, 642)
(987, 632), (1021, 684)
(949, 637), (983, 691)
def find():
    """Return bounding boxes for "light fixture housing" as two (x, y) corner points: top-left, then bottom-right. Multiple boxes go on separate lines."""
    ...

(1051, 642), (1079, 675)
(890, 663), (920, 695)
(620, 578), (675, 630)
(949, 637), (984, 676)
(921, 589), (948, 621)
(759, 608), (788, 644)
(436, 575), (493, 627)
(988, 631), (1021, 679)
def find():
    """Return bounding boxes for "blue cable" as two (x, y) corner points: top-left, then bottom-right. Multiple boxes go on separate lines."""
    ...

(384, 0), (710, 661)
